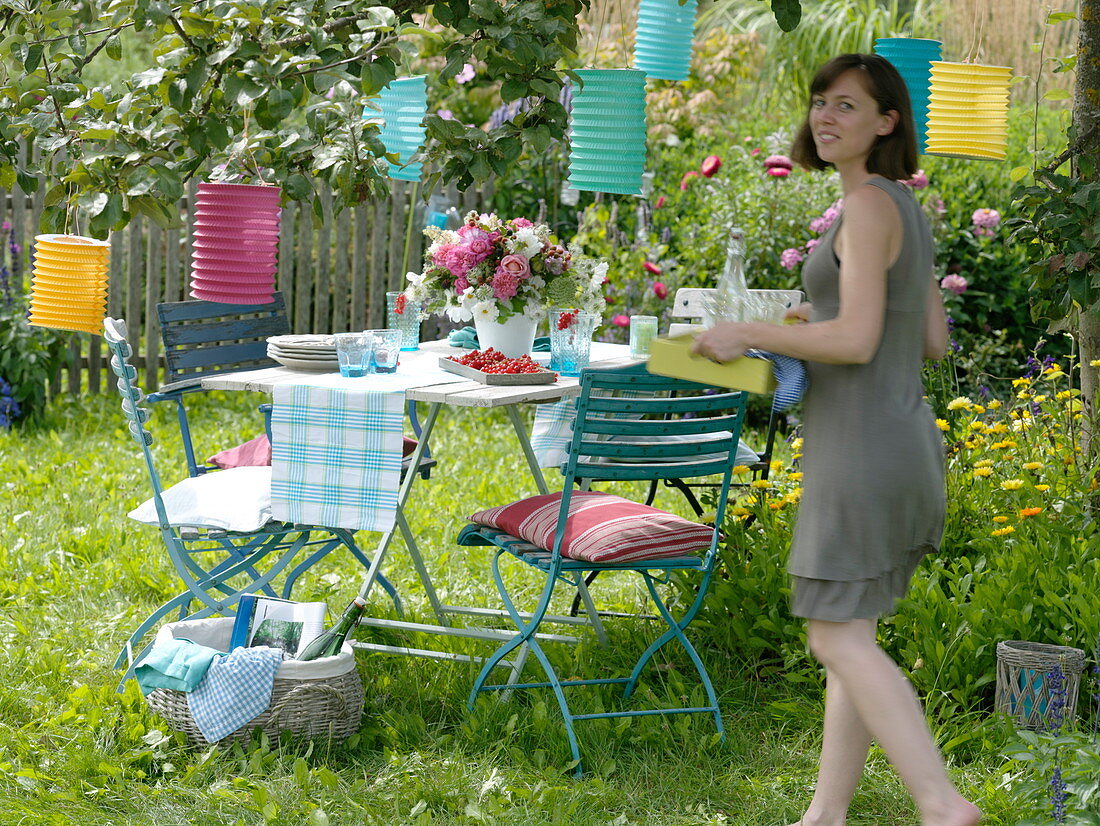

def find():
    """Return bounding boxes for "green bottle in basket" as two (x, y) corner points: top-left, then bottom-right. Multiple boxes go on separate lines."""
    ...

(297, 596), (366, 661)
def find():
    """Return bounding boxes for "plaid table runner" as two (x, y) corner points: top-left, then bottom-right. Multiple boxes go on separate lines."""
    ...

(270, 384), (405, 533)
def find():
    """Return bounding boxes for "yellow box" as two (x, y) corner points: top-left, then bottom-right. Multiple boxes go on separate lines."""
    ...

(646, 334), (777, 394)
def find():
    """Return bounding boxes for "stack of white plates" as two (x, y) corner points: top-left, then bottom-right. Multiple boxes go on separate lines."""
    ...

(267, 335), (339, 371)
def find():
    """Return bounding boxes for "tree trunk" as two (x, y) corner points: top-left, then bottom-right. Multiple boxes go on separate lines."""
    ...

(1073, 0), (1100, 464)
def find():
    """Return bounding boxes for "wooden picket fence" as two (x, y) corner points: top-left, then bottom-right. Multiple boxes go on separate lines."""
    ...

(1, 174), (493, 395)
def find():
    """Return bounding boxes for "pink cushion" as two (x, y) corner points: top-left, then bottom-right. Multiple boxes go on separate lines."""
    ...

(468, 491), (713, 564)
(207, 434), (272, 469)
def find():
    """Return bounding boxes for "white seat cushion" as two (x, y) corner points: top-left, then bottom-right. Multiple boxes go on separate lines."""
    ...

(602, 432), (759, 465)
(128, 466), (273, 533)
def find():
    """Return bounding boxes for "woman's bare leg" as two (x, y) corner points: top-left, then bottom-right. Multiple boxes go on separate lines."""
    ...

(803, 618), (981, 826)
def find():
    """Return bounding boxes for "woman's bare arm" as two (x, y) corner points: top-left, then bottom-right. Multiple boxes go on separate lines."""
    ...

(923, 276), (949, 360)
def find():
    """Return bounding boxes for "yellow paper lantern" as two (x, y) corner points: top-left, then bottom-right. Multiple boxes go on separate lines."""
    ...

(27, 234), (111, 334)
(924, 62), (1011, 161)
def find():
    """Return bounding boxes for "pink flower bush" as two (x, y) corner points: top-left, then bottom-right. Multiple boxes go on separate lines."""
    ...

(780, 248), (804, 270)
(652, 281), (668, 299)
(972, 208), (1001, 238)
(941, 274), (968, 295)
(805, 238), (821, 253)
(904, 169), (929, 189)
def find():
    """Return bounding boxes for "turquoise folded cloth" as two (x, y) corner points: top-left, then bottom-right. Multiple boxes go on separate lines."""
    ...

(134, 638), (222, 696)
(446, 326), (551, 352)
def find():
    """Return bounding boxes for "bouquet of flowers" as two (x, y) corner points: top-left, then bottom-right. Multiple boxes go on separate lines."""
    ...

(404, 211), (607, 324)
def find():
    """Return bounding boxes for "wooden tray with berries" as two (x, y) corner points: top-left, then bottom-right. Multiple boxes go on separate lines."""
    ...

(440, 349), (558, 385)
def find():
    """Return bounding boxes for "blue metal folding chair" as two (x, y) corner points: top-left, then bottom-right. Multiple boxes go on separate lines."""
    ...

(459, 361), (747, 776)
(104, 317), (399, 689)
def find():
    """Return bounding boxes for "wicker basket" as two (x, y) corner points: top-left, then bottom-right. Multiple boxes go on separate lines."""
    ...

(144, 617), (364, 745)
(994, 640), (1085, 731)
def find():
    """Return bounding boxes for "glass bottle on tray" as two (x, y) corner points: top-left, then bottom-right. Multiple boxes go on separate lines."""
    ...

(704, 226), (749, 325)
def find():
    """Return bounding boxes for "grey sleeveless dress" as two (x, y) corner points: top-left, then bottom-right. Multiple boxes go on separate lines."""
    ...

(788, 177), (945, 621)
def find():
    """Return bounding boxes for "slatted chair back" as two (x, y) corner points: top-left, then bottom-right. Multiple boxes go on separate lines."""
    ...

(157, 293), (291, 391)
(555, 362), (747, 568)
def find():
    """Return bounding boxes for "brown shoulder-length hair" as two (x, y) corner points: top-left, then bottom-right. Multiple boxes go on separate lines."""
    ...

(790, 53), (918, 180)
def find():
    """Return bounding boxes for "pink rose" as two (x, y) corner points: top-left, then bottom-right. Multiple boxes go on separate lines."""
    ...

(612, 314), (630, 327)
(940, 274), (968, 295)
(498, 253), (531, 279)
(432, 242), (456, 268)
(780, 248), (804, 270)
(971, 208), (1001, 229)
(680, 170), (699, 191)
(701, 155), (722, 177)
(492, 270), (520, 300)
(511, 217), (533, 228)
(454, 274), (470, 294)
(643, 261), (662, 275)
(652, 281), (668, 299)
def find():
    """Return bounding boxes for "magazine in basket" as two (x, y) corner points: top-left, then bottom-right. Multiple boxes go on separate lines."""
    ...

(229, 594), (328, 658)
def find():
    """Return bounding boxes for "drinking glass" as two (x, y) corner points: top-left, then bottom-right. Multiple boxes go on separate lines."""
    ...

(334, 332), (372, 377)
(548, 308), (599, 377)
(386, 291), (421, 351)
(629, 315), (658, 359)
(367, 329), (402, 373)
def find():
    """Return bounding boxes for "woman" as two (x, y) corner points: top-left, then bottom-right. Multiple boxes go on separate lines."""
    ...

(693, 55), (981, 826)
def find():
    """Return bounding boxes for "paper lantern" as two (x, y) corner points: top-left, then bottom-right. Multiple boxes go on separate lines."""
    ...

(567, 69), (648, 196)
(189, 181), (282, 304)
(634, 0), (697, 82)
(375, 76), (428, 182)
(925, 62), (1011, 161)
(874, 37), (941, 154)
(28, 234), (110, 335)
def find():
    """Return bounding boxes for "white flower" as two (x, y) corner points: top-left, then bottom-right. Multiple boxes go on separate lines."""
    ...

(505, 227), (542, 258)
(472, 300), (499, 323)
(445, 303), (472, 323)
(523, 299), (542, 318)
(526, 275), (546, 290)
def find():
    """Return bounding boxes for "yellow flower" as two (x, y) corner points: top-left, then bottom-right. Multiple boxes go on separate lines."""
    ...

(947, 397), (972, 411)
(988, 422), (1009, 434)
(1034, 484), (1051, 492)
(1017, 391), (1033, 400)
(992, 526), (1016, 537)
(1055, 390), (1074, 401)
(1022, 461), (1043, 471)
(969, 419), (987, 433)
(964, 441), (978, 450)
(973, 467), (994, 478)
(1091, 359), (1100, 368)
(1012, 377), (1032, 387)
(973, 459), (994, 468)
(750, 480), (771, 489)
(992, 515), (1009, 523)
(791, 437), (803, 451)
(972, 404), (986, 414)
(1043, 370), (1066, 380)
(732, 465), (752, 475)
(1019, 507), (1043, 518)
(783, 489), (802, 504)
(768, 502), (785, 510)
(730, 506), (750, 516)
(788, 472), (803, 481)
(991, 440), (1017, 450)
(1032, 394), (1048, 403)
(935, 418), (950, 431)
(1000, 479), (1025, 490)
(770, 459), (784, 472)
(987, 399), (1003, 409)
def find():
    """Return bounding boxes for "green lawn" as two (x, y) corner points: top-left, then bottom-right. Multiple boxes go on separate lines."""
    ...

(0, 390), (1026, 824)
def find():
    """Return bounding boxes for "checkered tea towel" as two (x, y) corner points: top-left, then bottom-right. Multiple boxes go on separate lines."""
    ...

(187, 646), (284, 743)
(745, 350), (806, 412)
(270, 384), (405, 533)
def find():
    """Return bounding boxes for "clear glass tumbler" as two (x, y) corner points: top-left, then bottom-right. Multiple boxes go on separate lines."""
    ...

(629, 315), (658, 359)
(386, 291), (421, 351)
(334, 332), (372, 377)
(548, 308), (599, 377)
(367, 329), (402, 373)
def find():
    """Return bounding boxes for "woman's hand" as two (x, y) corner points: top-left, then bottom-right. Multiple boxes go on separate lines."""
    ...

(692, 322), (753, 363)
(785, 301), (813, 322)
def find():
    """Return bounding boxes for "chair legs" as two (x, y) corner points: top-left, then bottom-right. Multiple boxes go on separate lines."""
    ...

(469, 556), (724, 777)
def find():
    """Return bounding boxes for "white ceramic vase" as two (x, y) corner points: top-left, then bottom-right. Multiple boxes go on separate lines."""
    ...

(474, 313), (538, 357)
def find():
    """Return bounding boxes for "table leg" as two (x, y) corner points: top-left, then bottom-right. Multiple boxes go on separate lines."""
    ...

(504, 404), (549, 496)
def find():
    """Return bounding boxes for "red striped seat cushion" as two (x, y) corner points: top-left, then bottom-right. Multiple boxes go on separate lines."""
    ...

(468, 491), (713, 564)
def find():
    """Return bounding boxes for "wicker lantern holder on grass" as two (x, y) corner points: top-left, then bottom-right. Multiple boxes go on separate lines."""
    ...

(994, 640), (1085, 731)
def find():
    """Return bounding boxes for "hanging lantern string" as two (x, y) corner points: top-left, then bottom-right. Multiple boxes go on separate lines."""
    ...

(618, 0), (630, 69)
(964, 0), (987, 64)
(221, 106), (264, 183)
(590, 0), (612, 67)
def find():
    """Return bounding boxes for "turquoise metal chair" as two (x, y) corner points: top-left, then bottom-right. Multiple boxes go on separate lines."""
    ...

(104, 317), (398, 689)
(459, 362), (747, 776)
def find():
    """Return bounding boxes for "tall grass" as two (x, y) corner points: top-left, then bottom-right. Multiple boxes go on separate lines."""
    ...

(0, 391), (1020, 824)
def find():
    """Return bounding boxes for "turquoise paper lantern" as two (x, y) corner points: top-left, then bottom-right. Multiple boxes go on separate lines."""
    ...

(634, 0), (697, 82)
(374, 76), (427, 182)
(567, 69), (648, 196)
(873, 38), (942, 154)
